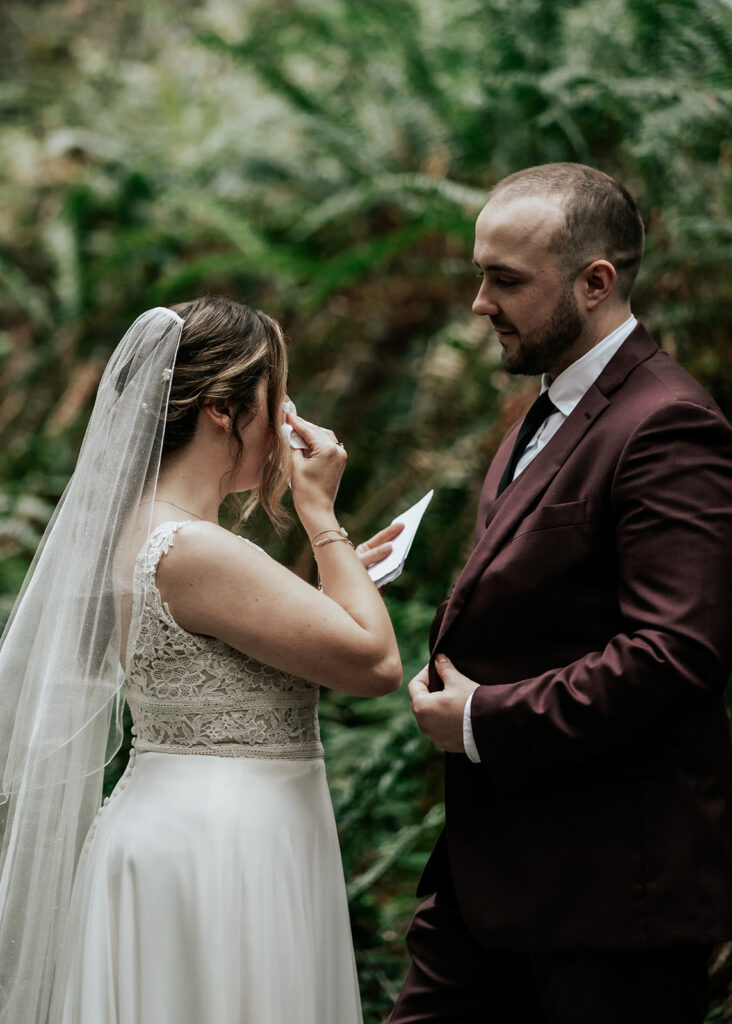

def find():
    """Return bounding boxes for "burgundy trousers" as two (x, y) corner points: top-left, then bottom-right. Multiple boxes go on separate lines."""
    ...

(387, 887), (711, 1024)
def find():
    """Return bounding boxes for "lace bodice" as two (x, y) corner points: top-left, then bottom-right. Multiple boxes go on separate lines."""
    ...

(125, 522), (323, 760)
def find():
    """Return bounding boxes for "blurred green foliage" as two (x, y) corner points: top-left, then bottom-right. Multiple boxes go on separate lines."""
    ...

(1, 0), (731, 1019)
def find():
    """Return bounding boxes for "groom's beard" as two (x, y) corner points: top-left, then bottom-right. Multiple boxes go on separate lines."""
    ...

(497, 286), (583, 377)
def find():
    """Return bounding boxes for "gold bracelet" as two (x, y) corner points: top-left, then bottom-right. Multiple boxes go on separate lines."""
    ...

(312, 534), (355, 551)
(311, 526), (348, 543)
(311, 525), (349, 544)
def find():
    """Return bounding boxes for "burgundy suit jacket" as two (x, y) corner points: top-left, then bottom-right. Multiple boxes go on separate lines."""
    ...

(420, 324), (732, 951)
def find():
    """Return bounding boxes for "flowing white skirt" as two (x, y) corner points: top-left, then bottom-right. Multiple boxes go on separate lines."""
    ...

(51, 752), (362, 1024)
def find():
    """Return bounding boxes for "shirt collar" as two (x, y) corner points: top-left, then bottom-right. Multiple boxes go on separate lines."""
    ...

(541, 315), (637, 416)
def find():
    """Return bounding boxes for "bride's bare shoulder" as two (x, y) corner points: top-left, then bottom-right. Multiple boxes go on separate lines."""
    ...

(156, 520), (267, 584)
(153, 520), (289, 635)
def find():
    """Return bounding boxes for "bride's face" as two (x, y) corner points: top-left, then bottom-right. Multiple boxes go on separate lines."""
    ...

(231, 377), (275, 492)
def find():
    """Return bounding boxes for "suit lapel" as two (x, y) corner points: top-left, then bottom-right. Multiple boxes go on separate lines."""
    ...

(434, 324), (659, 651)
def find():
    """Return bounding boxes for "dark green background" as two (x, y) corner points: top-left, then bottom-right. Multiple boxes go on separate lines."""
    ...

(1, 0), (731, 1018)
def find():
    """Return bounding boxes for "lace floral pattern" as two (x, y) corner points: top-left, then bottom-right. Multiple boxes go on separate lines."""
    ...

(125, 522), (323, 759)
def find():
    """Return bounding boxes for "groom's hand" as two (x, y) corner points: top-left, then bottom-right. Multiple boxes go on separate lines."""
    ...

(408, 655), (479, 753)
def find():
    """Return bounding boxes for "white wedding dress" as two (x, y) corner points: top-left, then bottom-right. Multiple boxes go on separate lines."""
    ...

(50, 522), (362, 1024)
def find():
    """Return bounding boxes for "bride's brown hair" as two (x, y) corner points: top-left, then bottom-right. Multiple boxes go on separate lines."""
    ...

(165, 296), (290, 530)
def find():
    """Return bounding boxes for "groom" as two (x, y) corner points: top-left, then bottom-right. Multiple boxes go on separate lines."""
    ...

(389, 163), (732, 1023)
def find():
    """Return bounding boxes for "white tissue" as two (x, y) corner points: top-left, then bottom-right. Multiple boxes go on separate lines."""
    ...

(281, 401), (310, 450)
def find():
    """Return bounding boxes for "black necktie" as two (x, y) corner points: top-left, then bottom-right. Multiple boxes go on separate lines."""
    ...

(496, 390), (558, 496)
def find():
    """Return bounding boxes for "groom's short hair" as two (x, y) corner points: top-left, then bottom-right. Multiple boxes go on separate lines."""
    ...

(490, 163), (645, 300)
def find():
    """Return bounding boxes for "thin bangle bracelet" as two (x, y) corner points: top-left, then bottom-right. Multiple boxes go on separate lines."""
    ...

(312, 535), (355, 551)
(311, 525), (349, 544)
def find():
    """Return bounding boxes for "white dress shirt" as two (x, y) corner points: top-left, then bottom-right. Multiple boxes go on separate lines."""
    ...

(462, 315), (637, 763)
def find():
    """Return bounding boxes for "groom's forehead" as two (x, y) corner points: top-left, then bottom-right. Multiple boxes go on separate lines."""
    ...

(478, 193), (565, 241)
(474, 194), (566, 267)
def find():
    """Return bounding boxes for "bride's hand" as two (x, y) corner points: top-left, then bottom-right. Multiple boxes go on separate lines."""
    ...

(286, 409), (347, 525)
(355, 522), (404, 570)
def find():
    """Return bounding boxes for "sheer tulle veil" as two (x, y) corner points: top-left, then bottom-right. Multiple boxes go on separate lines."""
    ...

(0, 307), (183, 1023)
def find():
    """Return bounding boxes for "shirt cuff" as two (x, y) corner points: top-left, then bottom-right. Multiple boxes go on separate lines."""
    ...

(462, 691), (481, 763)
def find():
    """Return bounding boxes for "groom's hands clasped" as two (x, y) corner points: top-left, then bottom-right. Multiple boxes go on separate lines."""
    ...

(408, 655), (479, 753)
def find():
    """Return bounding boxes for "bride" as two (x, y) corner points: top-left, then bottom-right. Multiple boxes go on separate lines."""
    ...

(0, 297), (403, 1024)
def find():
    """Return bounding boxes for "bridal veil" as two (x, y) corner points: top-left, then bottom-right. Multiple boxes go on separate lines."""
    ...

(0, 307), (183, 1023)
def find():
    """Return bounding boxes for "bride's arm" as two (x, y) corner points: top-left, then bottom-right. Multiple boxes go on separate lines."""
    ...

(155, 413), (402, 697)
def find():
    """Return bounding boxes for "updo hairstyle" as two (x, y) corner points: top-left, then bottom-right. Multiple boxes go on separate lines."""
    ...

(166, 296), (290, 529)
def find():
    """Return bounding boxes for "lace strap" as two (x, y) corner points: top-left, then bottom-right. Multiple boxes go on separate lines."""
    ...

(136, 520), (195, 583)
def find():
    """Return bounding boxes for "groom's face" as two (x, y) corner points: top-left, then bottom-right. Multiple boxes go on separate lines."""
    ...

(472, 193), (585, 379)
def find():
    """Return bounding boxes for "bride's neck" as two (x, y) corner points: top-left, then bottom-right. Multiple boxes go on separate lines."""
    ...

(153, 445), (225, 525)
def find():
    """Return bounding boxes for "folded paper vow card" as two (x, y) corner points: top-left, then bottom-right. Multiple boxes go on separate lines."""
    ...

(368, 490), (434, 588)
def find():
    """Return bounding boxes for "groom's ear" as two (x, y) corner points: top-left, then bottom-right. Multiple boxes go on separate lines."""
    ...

(579, 259), (616, 309)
